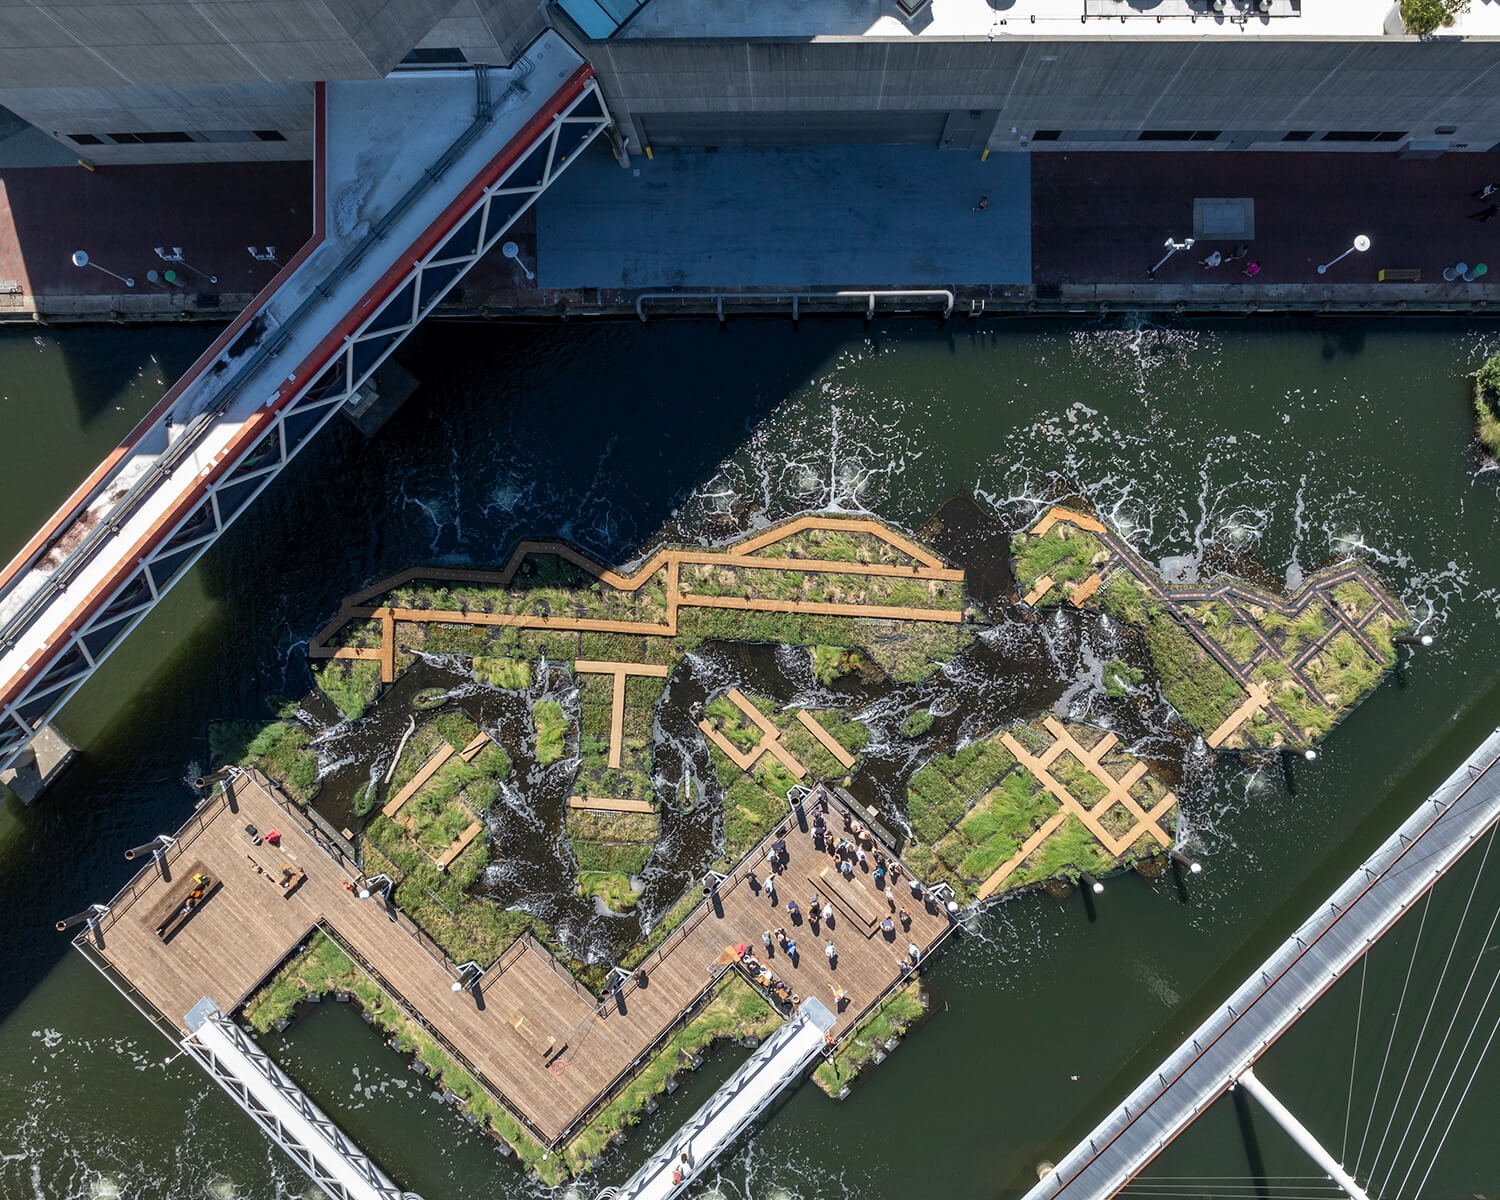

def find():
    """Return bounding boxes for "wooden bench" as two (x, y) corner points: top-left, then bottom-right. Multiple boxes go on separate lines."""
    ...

(154, 869), (219, 941)
(511, 1011), (557, 1058)
(813, 865), (882, 930)
(1378, 268), (1422, 283)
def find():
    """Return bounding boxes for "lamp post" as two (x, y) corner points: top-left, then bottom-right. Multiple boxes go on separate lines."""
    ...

(1316, 234), (1371, 275)
(71, 249), (133, 287)
(1148, 236), (1195, 278)
(501, 240), (535, 282)
(154, 246), (217, 284)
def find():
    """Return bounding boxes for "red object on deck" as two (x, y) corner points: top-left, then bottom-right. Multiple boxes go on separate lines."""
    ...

(266, 829), (281, 846)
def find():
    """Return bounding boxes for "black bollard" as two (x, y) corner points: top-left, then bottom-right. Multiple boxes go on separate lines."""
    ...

(1169, 848), (1203, 875)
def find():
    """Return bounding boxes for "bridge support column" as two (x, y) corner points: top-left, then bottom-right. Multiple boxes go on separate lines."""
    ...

(1235, 1068), (1370, 1200)
(0, 723), (76, 804)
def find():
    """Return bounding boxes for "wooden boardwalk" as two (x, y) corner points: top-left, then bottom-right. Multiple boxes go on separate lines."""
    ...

(83, 771), (949, 1148)
(309, 514), (965, 684)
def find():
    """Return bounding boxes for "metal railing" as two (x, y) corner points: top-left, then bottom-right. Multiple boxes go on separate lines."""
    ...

(315, 921), (552, 1149)
(86, 789), (230, 934)
(635, 289), (956, 322)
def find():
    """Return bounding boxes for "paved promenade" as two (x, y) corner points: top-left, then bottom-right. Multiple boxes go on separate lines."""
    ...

(0, 160), (310, 317)
(6, 143), (1500, 319)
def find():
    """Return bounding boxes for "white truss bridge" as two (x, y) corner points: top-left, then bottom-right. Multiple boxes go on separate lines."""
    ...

(0, 31), (611, 777)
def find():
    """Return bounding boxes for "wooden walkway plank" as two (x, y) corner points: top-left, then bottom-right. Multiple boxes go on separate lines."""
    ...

(795, 710), (856, 770)
(566, 796), (656, 814)
(88, 773), (949, 1149)
(381, 742), (456, 820)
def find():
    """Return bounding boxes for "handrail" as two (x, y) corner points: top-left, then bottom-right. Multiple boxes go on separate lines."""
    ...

(635, 289), (956, 322)
(316, 921), (552, 1150)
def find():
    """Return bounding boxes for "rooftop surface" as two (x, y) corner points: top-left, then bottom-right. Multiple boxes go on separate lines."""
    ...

(536, 143), (1031, 288)
(619, 0), (1500, 39)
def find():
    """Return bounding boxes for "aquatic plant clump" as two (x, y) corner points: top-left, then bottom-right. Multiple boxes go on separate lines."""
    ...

(1475, 349), (1500, 458)
(1020, 506), (1408, 752)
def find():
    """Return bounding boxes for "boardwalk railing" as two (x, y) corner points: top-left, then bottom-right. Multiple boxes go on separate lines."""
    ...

(85, 789), (230, 934)
(1026, 724), (1500, 1200)
(315, 921), (554, 1150)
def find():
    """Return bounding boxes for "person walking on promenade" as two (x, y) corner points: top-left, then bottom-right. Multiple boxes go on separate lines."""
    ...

(1474, 182), (1498, 201)
(825, 940), (837, 965)
(1470, 203), (1499, 222)
(1199, 249), (1223, 268)
(762, 929), (775, 956)
(822, 901), (835, 926)
(1242, 259), (1262, 277)
(1225, 243), (1249, 263)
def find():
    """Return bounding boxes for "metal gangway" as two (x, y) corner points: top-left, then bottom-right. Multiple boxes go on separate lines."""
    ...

(603, 996), (838, 1200)
(182, 999), (419, 1200)
(1023, 724), (1500, 1200)
(0, 31), (612, 780)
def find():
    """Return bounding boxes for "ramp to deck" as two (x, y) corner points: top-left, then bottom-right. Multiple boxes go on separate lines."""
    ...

(183, 1000), (416, 1200)
(610, 996), (837, 1200)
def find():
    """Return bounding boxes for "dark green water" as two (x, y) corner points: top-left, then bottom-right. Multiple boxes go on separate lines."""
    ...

(2, 317), (1499, 1200)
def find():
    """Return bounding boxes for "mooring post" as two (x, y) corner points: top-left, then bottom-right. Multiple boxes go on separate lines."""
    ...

(55, 903), (110, 935)
(450, 960), (482, 995)
(1080, 872), (1103, 895)
(358, 872), (393, 901)
(1169, 848), (1203, 875)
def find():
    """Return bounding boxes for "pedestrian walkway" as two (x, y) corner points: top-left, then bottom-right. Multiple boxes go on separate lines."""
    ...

(0, 36), (613, 777)
(536, 143), (1031, 289)
(311, 514), (966, 679)
(1025, 725), (1500, 1200)
(607, 997), (836, 1200)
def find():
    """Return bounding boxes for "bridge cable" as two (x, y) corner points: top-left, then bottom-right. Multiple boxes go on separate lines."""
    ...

(1389, 941), (1500, 1199)
(1364, 822), (1498, 1192)
(1341, 952), (1369, 1163)
(1352, 886), (1433, 1180)
(1406, 996), (1500, 1200)
(1370, 822), (1500, 1197)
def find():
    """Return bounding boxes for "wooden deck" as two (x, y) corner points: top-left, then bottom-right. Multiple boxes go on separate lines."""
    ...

(85, 772), (950, 1147)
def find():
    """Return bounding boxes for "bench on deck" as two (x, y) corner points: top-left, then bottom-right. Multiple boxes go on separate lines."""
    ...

(153, 867), (220, 941)
(511, 1011), (558, 1058)
(812, 865), (883, 932)
(1378, 268), (1422, 283)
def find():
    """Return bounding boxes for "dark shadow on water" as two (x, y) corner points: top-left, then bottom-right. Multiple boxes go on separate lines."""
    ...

(1232, 1083), (1273, 1200)
(0, 317), (842, 1026)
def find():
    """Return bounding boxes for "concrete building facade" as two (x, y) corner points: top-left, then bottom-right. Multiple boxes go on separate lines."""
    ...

(1, 0), (1499, 164)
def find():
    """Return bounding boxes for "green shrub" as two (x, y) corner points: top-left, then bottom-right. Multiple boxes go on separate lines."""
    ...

(472, 655), (530, 690)
(533, 699), (569, 764)
(1102, 660), (1144, 697)
(209, 719), (319, 804)
(312, 658), (382, 721)
(900, 708), (935, 738)
(1401, 0), (1469, 34)
(1476, 350), (1500, 457)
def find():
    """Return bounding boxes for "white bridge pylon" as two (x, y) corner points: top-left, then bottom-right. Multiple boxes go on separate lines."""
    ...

(1235, 1068), (1372, 1200)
